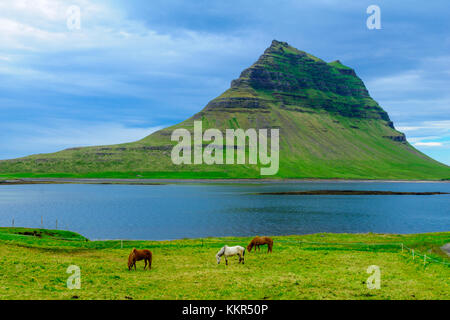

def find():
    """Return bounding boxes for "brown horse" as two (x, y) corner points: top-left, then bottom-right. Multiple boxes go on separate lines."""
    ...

(128, 248), (152, 271)
(247, 236), (273, 253)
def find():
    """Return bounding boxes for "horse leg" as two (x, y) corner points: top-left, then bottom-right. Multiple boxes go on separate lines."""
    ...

(144, 259), (147, 270)
(134, 262), (136, 271)
(225, 257), (228, 266)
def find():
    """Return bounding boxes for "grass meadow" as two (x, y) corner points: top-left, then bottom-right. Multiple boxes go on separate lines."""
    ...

(0, 228), (448, 300)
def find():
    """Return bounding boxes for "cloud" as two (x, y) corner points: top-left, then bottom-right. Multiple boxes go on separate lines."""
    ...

(0, 0), (256, 102)
(414, 142), (443, 147)
(396, 120), (450, 133)
(366, 57), (450, 123)
(365, 56), (450, 165)
(395, 120), (450, 164)
(0, 120), (163, 159)
(25, 122), (162, 147)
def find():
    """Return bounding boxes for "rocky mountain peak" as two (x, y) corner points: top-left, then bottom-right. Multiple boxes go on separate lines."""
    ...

(212, 40), (392, 123)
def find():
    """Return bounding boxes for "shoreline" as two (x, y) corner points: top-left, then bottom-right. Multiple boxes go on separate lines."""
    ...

(2, 226), (450, 242)
(256, 190), (449, 196)
(1, 177), (449, 185)
(2, 225), (449, 243)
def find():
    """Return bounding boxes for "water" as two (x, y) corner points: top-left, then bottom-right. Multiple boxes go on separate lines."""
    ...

(0, 182), (449, 240)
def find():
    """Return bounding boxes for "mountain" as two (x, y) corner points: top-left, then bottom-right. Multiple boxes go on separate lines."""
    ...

(1, 40), (449, 180)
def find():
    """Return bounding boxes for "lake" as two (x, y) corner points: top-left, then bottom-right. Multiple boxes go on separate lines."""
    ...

(0, 181), (449, 240)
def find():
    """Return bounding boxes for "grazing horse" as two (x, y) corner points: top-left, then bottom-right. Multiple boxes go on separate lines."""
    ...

(128, 248), (152, 271)
(247, 236), (273, 253)
(216, 245), (245, 265)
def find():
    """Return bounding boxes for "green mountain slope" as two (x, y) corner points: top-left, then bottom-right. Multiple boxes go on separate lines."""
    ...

(1, 40), (449, 180)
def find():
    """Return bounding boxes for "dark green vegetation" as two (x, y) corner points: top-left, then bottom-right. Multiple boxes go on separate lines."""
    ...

(0, 227), (448, 299)
(1, 40), (449, 180)
(257, 190), (449, 195)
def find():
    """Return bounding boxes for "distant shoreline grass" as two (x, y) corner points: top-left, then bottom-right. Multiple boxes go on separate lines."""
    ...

(0, 168), (449, 182)
(0, 227), (448, 300)
(1, 176), (450, 186)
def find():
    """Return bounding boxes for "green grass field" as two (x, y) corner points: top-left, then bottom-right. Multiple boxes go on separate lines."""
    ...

(0, 228), (448, 300)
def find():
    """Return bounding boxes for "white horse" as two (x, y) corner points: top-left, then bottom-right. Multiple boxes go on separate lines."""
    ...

(216, 245), (245, 265)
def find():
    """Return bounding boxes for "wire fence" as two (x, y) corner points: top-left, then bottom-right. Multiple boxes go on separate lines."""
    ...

(1, 230), (449, 267)
(274, 238), (450, 266)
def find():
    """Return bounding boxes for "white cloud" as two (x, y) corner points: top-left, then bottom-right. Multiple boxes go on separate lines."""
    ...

(397, 120), (450, 133)
(0, 1), (255, 98)
(28, 122), (162, 147)
(407, 136), (441, 143)
(0, 0), (251, 57)
(366, 56), (450, 125)
(414, 142), (443, 147)
(0, 120), (163, 159)
(368, 71), (421, 92)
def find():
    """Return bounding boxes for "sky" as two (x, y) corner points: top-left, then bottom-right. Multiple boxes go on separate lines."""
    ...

(0, 0), (449, 165)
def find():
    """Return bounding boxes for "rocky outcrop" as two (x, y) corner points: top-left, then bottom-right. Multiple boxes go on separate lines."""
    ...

(383, 134), (407, 142)
(222, 40), (392, 123)
(205, 97), (269, 111)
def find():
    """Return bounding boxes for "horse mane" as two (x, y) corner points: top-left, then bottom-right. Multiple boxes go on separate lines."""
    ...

(128, 250), (136, 268)
(217, 246), (226, 257)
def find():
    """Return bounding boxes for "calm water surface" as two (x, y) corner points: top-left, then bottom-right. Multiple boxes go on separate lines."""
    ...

(0, 182), (449, 240)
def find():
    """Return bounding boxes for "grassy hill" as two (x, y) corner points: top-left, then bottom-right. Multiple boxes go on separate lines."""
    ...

(1, 40), (449, 180)
(0, 227), (448, 299)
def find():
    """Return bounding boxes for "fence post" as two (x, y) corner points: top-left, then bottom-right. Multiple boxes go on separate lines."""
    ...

(121, 240), (123, 249)
(424, 254), (426, 266)
(41, 216), (43, 228)
(401, 243), (404, 253)
(412, 249), (415, 260)
(56, 219), (58, 230)
(12, 218), (14, 227)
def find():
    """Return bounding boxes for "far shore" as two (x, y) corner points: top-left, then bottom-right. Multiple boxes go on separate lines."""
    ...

(0, 177), (449, 185)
